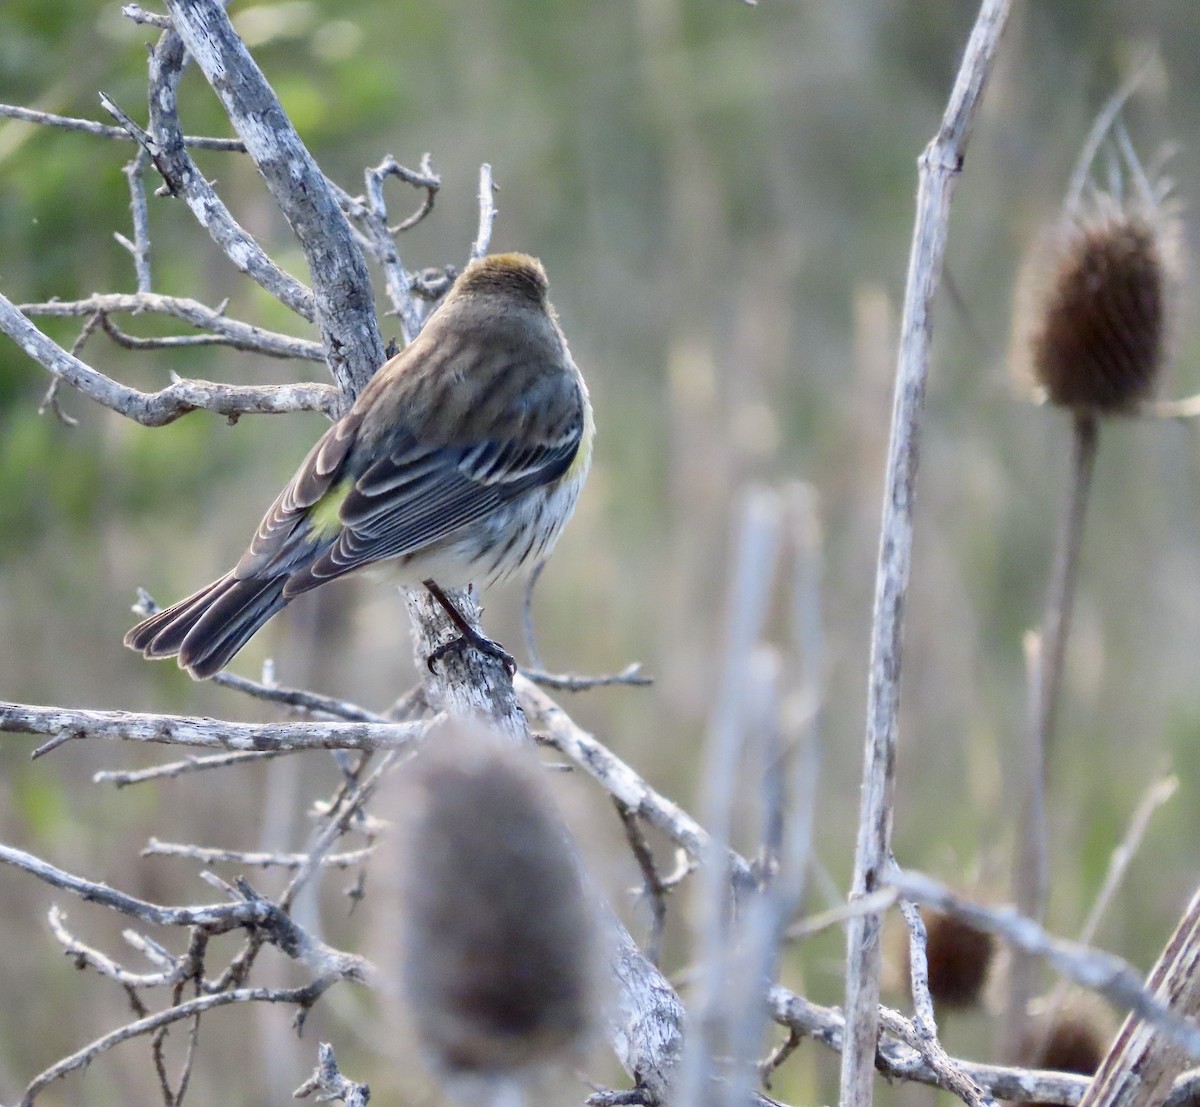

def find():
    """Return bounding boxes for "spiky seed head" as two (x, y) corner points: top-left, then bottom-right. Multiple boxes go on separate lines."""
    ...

(1018, 992), (1117, 1076)
(917, 908), (995, 1010)
(398, 722), (597, 1080)
(1017, 204), (1175, 414)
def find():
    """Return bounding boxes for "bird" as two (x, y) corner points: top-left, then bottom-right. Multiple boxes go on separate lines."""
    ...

(125, 252), (593, 680)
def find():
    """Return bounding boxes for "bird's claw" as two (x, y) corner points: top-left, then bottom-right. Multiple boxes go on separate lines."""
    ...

(426, 629), (517, 678)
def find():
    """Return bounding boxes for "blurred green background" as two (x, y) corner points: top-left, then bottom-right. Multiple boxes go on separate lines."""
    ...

(3, 1), (1200, 1104)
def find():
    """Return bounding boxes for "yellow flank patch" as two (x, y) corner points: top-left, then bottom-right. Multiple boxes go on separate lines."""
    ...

(565, 402), (595, 481)
(309, 479), (351, 536)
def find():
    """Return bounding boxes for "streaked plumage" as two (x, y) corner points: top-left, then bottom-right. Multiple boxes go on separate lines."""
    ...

(126, 253), (593, 679)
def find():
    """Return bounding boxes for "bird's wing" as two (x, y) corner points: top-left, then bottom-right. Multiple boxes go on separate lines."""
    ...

(287, 401), (584, 590)
(233, 408), (364, 579)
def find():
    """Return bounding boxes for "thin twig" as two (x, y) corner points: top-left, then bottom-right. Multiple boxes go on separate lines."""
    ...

(518, 676), (756, 889)
(294, 1043), (370, 1107)
(0, 102), (244, 150)
(770, 984), (1091, 1104)
(120, 147), (154, 292)
(890, 867), (1200, 1061)
(1078, 883), (1200, 1107)
(19, 293), (324, 360)
(142, 839), (374, 870)
(524, 663), (653, 691)
(2, 293), (337, 424)
(615, 801), (671, 966)
(360, 153), (440, 342)
(1005, 630), (1049, 1059)
(210, 671), (393, 722)
(19, 983), (342, 1107)
(164, 0), (386, 396)
(94, 750), (283, 787)
(840, 5), (1013, 1105)
(1037, 412), (1098, 762)
(784, 887), (900, 943)
(0, 699), (431, 753)
(49, 906), (186, 989)
(899, 897), (995, 1107)
(471, 162), (498, 260)
(522, 557), (548, 670)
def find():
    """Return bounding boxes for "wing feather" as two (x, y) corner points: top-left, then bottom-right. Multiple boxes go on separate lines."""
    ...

(284, 410), (582, 593)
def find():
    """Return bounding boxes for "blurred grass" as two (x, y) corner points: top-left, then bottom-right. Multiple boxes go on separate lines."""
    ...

(3, 1), (1200, 1104)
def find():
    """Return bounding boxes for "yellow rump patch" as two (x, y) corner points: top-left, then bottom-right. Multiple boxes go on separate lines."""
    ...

(309, 480), (351, 537)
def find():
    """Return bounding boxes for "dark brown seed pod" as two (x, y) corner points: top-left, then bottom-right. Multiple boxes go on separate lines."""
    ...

(1021, 207), (1172, 414)
(398, 723), (597, 1080)
(917, 908), (995, 1010)
(1018, 992), (1118, 1076)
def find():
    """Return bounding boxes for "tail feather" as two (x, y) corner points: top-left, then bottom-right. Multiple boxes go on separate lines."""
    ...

(125, 572), (289, 679)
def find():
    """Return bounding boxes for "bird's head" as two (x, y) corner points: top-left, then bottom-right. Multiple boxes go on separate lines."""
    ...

(453, 252), (549, 304)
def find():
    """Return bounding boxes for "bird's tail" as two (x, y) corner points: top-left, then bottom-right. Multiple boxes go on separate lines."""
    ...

(124, 572), (290, 679)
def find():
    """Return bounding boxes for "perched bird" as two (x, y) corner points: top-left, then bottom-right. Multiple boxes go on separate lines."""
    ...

(126, 252), (593, 679)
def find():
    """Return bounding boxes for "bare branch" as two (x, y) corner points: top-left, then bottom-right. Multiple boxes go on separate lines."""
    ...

(164, 0), (386, 396)
(899, 899), (995, 1107)
(18, 293), (324, 360)
(890, 867), (1200, 1061)
(359, 153), (440, 341)
(122, 3), (173, 29)
(1078, 884), (1200, 1107)
(0, 842), (353, 948)
(524, 663), (653, 691)
(471, 162), (498, 261)
(770, 985), (1091, 1105)
(615, 801), (672, 966)
(294, 1043), (370, 1107)
(139, 35), (318, 324)
(2, 294), (338, 424)
(142, 839), (374, 870)
(210, 671), (395, 722)
(517, 675), (755, 890)
(841, 3), (1013, 1103)
(0, 699), (430, 753)
(19, 983), (342, 1107)
(119, 148), (154, 291)
(94, 750), (283, 787)
(0, 102), (244, 150)
(49, 906), (187, 989)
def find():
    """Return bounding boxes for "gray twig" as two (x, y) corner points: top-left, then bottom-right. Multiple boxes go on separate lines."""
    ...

(142, 839), (375, 871)
(2, 293), (337, 424)
(294, 1043), (370, 1107)
(119, 148), (154, 291)
(0, 699), (431, 753)
(19, 293), (325, 360)
(899, 898), (995, 1107)
(164, 0), (386, 396)
(471, 162), (498, 260)
(143, 32), (317, 323)
(0, 101), (243, 150)
(840, 4), (1013, 1104)
(891, 867), (1200, 1061)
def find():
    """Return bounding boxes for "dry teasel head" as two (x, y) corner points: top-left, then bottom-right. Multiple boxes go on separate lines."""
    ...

(1018, 991), (1118, 1077)
(1013, 131), (1180, 415)
(916, 907), (995, 1010)
(397, 722), (598, 1089)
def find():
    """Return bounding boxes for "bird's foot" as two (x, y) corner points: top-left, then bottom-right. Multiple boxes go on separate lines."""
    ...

(426, 627), (517, 677)
(422, 578), (517, 677)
